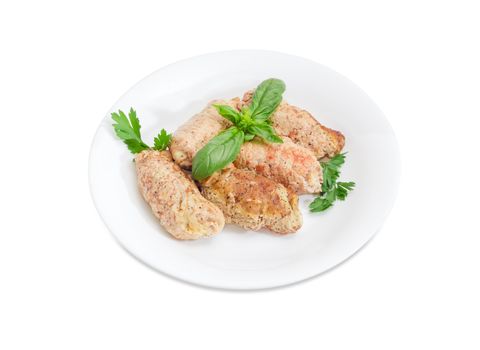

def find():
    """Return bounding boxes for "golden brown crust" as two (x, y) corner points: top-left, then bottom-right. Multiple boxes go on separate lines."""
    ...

(241, 91), (345, 158)
(200, 167), (302, 234)
(135, 150), (225, 240)
(234, 137), (322, 194)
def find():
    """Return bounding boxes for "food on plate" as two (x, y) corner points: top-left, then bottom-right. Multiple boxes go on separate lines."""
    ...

(234, 137), (322, 194)
(170, 91), (323, 193)
(171, 79), (285, 176)
(170, 98), (240, 168)
(201, 167), (302, 234)
(111, 78), (355, 240)
(112, 108), (224, 240)
(240, 91), (345, 159)
(191, 79), (285, 180)
(136, 150), (225, 240)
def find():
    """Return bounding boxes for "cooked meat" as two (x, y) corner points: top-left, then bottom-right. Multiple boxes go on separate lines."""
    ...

(170, 98), (239, 168)
(234, 137), (322, 194)
(135, 150), (224, 240)
(240, 91), (345, 159)
(169, 100), (322, 193)
(201, 167), (302, 234)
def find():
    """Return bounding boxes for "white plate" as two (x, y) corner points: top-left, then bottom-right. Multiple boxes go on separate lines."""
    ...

(89, 50), (400, 290)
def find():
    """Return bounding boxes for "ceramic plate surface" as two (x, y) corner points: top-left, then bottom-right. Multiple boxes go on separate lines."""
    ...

(89, 50), (400, 290)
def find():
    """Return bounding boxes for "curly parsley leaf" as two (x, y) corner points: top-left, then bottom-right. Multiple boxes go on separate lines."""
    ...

(153, 129), (172, 151)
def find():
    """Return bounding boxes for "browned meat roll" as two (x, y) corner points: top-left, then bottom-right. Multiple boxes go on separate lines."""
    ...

(201, 167), (302, 234)
(135, 150), (225, 240)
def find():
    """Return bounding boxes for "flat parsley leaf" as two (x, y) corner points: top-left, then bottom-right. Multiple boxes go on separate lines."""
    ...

(112, 108), (150, 154)
(310, 154), (355, 212)
(336, 182), (355, 200)
(309, 189), (336, 212)
(153, 129), (172, 151)
(112, 108), (171, 155)
(321, 153), (345, 192)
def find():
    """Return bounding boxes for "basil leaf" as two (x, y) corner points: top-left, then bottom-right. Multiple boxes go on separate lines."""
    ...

(249, 123), (283, 143)
(249, 78), (285, 121)
(192, 127), (245, 180)
(244, 133), (255, 141)
(212, 104), (242, 124)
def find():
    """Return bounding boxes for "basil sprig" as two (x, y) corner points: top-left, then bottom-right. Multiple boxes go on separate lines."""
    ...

(192, 78), (285, 180)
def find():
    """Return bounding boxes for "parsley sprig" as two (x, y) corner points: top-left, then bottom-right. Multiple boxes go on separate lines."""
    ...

(112, 108), (171, 154)
(192, 78), (285, 180)
(309, 153), (355, 212)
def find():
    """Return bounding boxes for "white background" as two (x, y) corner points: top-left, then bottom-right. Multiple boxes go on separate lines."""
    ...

(1, 0), (479, 349)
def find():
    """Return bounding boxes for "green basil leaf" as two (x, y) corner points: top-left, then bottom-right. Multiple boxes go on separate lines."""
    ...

(249, 123), (283, 143)
(244, 133), (255, 141)
(192, 127), (245, 180)
(249, 78), (286, 121)
(212, 104), (242, 124)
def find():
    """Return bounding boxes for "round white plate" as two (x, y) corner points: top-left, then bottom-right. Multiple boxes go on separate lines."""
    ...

(89, 50), (400, 290)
